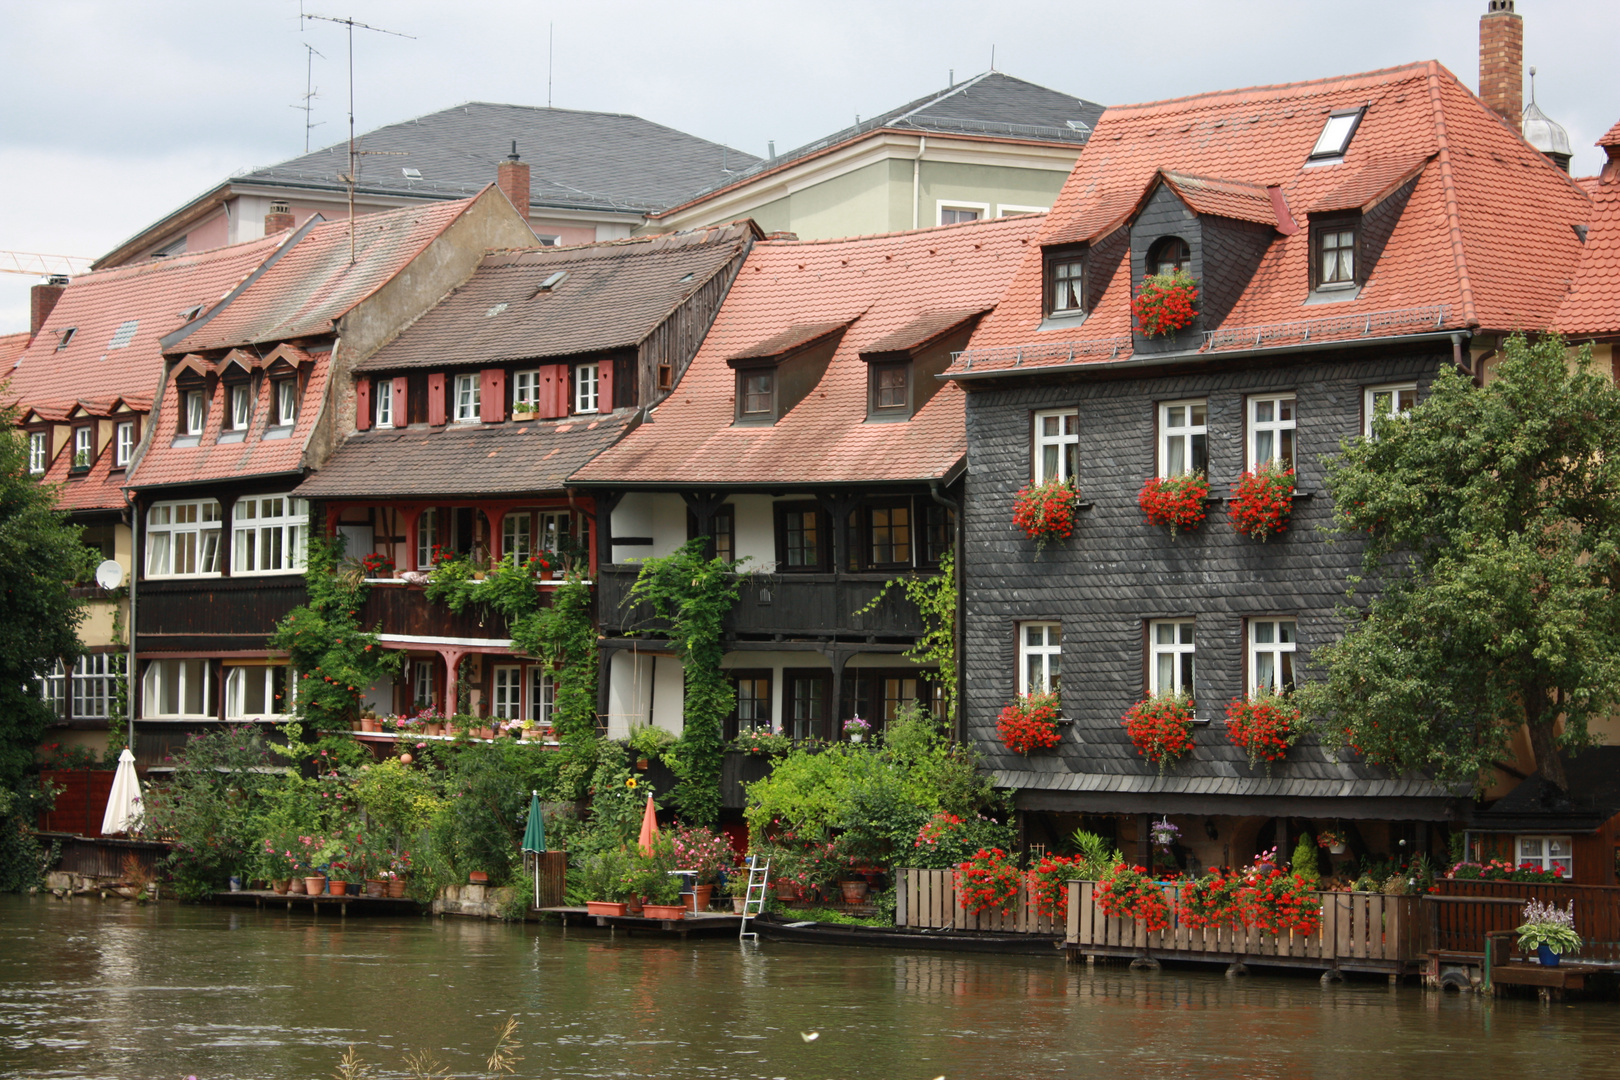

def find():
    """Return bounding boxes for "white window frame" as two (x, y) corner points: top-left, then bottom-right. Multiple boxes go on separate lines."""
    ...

(232, 495), (308, 575)
(530, 666), (554, 725)
(275, 379), (298, 426)
(1515, 836), (1574, 879)
(538, 510), (572, 556)
(997, 204), (1048, 218)
(502, 512), (533, 564)
(1364, 384), (1417, 438)
(1033, 408), (1079, 484)
(492, 665), (522, 720)
(114, 421), (135, 467)
(29, 431), (49, 474)
(145, 499), (223, 578)
(185, 389), (207, 435)
(71, 654), (124, 720)
(1159, 399), (1208, 478)
(1018, 622), (1062, 695)
(142, 658), (215, 720)
(72, 426), (93, 468)
(1248, 619), (1298, 695)
(454, 373), (482, 423)
(229, 384), (252, 431)
(574, 363), (599, 414)
(225, 664), (293, 720)
(36, 660), (67, 717)
(1149, 619), (1196, 698)
(412, 658), (436, 709)
(513, 370), (540, 411)
(374, 378), (394, 428)
(937, 199), (990, 226)
(416, 508), (438, 568)
(1247, 394), (1296, 470)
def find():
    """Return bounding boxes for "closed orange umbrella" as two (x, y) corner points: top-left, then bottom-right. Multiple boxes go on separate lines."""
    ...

(637, 794), (659, 855)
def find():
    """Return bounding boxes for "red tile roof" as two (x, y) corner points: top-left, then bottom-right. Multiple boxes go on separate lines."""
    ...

(171, 199), (478, 352)
(35, 431), (129, 513)
(1160, 172), (1279, 227)
(0, 332), (28, 380)
(571, 214), (1044, 486)
(1556, 184), (1620, 337)
(950, 62), (1593, 375)
(5, 235), (287, 416)
(127, 353), (330, 490)
(1599, 121), (1620, 149)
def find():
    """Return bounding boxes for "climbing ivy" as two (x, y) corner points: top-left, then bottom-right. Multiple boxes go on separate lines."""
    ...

(855, 548), (957, 723)
(509, 574), (600, 797)
(627, 538), (741, 826)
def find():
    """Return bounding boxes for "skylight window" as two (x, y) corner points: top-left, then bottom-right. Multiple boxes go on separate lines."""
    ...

(1310, 109), (1365, 160)
(402, 167), (422, 180)
(107, 320), (139, 349)
(538, 271), (567, 291)
(56, 327), (77, 351)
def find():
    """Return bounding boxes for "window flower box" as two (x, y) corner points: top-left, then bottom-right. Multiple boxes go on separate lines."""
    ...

(996, 691), (1063, 755)
(1133, 268), (1199, 337)
(1138, 472), (1209, 537)
(1012, 478), (1081, 554)
(1229, 462), (1295, 541)
(1224, 690), (1306, 767)
(1122, 693), (1196, 772)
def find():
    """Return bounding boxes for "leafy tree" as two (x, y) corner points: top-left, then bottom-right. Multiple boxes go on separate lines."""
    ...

(1300, 334), (1620, 791)
(0, 398), (94, 789)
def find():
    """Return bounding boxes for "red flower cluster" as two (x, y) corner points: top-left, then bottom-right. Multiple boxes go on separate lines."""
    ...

(360, 552), (395, 576)
(1026, 853), (1086, 920)
(1239, 864), (1322, 937)
(1095, 863), (1171, 933)
(1229, 462), (1295, 541)
(1448, 859), (1566, 883)
(1138, 473), (1209, 537)
(1177, 869), (1244, 929)
(1121, 694), (1196, 772)
(1223, 692), (1305, 766)
(1133, 269), (1200, 337)
(956, 847), (1022, 916)
(996, 692), (1063, 755)
(1012, 478), (1080, 554)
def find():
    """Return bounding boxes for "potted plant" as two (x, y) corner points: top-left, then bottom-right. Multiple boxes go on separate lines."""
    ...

(360, 552), (395, 578)
(1137, 472), (1210, 537)
(1229, 461), (1295, 542)
(1516, 899), (1581, 966)
(1317, 828), (1348, 856)
(628, 725), (677, 770)
(637, 863), (686, 920)
(729, 729), (792, 755)
(1095, 863), (1171, 932)
(1121, 693), (1196, 772)
(1026, 853), (1086, 920)
(843, 716), (872, 744)
(995, 691), (1063, 755)
(955, 847), (1022, 918)
(581, 849), (633, 917)
(726, 872), (752, 914)
(1012, 477), (1081, 554)
(1223, 689), (1306, 767)
(671, 825), (735, 912)
(1132, 267), (1199, 337)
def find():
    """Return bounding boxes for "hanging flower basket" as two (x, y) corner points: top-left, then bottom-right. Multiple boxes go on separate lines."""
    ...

(1012, 478), (1080, 554)
(1095, 863), (1171, 932)
(1229, 462), (1295, 541)
(1121, 693), (1196, 773)
(1224, 690), (1306, 767)
(1138, 473), (1209, 537)
(1132, 268), (1200, 338)
(1149, 818), (1180, 850)
(996, 691), (1063, 755)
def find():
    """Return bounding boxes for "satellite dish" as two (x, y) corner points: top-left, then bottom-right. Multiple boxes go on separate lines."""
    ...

(95, 560), (125, 590)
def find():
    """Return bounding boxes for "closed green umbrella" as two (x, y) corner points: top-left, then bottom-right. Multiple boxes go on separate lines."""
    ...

(521, 791), (546, 854)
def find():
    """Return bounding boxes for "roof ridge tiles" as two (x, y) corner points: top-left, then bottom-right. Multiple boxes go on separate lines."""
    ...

(760, 212), (1047, 248)
(1103, 60), (1435, 116)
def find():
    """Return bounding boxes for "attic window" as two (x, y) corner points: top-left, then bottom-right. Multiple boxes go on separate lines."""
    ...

(178, 305), (204, 322)
(55, 327), (77, 350)
(107, 320), (139, 349)
(1148, 237), (1191, 276)
(1043, 249), (1085, 317)
(1309, 109), (1365, 160)
(402, 167), (422, 180)
(536, 271), (568, 292)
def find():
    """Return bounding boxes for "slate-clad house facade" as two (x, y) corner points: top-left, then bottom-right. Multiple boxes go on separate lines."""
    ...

(294, 222), (756, 723)
(944, 60), (1596, 872)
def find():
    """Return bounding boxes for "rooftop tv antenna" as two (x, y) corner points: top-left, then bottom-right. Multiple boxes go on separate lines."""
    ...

(548, 22), (554, 108)
(292, 42), (328, 153)
(300, 10), (415, 262)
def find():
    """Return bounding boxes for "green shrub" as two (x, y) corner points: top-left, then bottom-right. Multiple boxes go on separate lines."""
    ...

(144, 726), (285, 897)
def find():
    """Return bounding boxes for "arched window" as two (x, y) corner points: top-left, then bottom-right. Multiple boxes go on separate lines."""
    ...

(1148, 236), (1191, 276)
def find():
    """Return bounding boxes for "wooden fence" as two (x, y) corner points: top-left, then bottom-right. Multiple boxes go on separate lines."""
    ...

(894, 868), (1064, 936)
(1430, 879), (1620, 961)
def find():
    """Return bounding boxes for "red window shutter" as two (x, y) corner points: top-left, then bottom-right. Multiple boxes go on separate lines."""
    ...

(480, 368), (505, 424)
(427, 372), (446, 426)
(540, 364), (568, 419)
(392, 379), (407, 425)
(356, 378), (372, 431)
(597, 361), (614, 414)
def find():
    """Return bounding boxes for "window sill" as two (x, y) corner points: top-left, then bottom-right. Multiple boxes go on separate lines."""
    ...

(218, 432), (246, 444)
(263, 426), (293, 441)
(143, 573), (223, 581)
(1303, 284), (1361, 306)
(171, 436), (201, 448)
(1036, 311), (1088, 333)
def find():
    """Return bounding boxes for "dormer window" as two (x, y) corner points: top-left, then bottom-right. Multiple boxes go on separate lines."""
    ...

(28, 431), (48, 474)
(574, 363), (599, 414)
(55, 327), (77, 351)
(229, 384), (253, 431)
(71, 426), (93, 471)
(872, 365), (908, 412)
(275, 380), (298, 426)
(1310, 108), (1365, 160)
(185, 389), (207, 435)
(512, 370), (539, 413)
(374, 378), (394, 428)
(114, 420), (135, 467)
(1044, 250), (1085, 317)
(1319, 227), (1356, 285)
(741, 371), (774, 416)
(1149, 237), (1191, 276)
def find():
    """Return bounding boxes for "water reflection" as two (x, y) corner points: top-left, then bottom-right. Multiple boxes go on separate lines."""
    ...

(2, 895), (1617, 1080)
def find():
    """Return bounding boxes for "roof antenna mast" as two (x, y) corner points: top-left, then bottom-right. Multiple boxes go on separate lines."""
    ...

(548, 22), (554, 109)
(292, 42), (327, 154)
(300, 10), (416, 262)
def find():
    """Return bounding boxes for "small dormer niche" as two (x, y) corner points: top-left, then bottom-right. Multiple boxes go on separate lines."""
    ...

(858, 309), (985, 421)
(726, 320), (850, 426)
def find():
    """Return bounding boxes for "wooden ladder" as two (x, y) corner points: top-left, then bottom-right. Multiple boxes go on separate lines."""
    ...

(739, 855), (771, 942)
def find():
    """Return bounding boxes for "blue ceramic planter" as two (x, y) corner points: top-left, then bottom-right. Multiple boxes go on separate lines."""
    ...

(1537, 943), (1561, 967)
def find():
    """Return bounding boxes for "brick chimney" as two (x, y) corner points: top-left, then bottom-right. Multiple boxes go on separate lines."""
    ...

(1479, 0), (1523, 132)
(1601, 124), (1620, 187)
(30, 276), (67, 338)
(264, 200), (295, 236)
(497, 141), (530, 219)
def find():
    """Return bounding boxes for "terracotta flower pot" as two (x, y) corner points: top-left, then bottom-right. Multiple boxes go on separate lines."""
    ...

(586, 900), (628, 917)
(387, 878), (407, 898)
(328, 880), (349, 897)
(360, 717), (379, 733)
(642, 903), (686, 920)
(636, 758), (650, 771)
(775, 879), (800, 902)
(469, 871), (490, 885)
(303, 876), (327, 896)
(732, 896), (748, 914)
(364, 879), (386, 898)
(839, 880), (871, 904)
(688, 884), (714, 912)
(627, 895), (644, 914)
(288, 877), (307, 895)
(272, 879), (290, 895)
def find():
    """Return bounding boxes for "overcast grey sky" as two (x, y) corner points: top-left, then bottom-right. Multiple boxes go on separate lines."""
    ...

(1, 0), (1614, 334)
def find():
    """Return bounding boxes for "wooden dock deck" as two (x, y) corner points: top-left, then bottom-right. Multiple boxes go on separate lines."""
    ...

(537, 906), (745, 937)
(213, 889), (424, 917)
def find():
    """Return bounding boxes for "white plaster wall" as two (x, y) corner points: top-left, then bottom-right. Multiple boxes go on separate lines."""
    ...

(609, 492), (687, 562)
(721, 650), (831, 733)
(606, 651), (655, 739)
(362, 676), (394, 716)
(651, 655), (685, 734)
(730, 495), (777, 572)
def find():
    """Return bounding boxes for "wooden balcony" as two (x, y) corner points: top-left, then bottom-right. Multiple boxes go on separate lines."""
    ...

(597, 565), (927, 641)
(136, 575), (307, 651)
(357, 579), (562, 643)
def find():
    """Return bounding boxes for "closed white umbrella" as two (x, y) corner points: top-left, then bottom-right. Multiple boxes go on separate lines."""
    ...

(100, 748), (144, 836)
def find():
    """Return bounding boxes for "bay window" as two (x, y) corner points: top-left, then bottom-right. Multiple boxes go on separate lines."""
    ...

(233, 495), (308, 574)
(143, 659), (214, 719)
(1019, 622), (1061, 695)
(146, 499), (222, 577)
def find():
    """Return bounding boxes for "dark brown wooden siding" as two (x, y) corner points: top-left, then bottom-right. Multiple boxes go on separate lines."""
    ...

(636, 251), (746, 405)
(136, 576), (307, 651)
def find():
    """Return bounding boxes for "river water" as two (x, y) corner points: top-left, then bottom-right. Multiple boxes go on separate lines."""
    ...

(2, 896), (1617, 1079)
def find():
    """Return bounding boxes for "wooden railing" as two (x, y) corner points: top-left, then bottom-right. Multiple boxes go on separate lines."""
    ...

(1064, 881), (1422, 968)
(894, 868), (1064, 936)
(1429, 880), (1620, 962)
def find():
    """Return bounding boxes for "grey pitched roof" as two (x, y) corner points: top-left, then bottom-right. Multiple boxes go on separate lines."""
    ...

(986, 714), (1457, 818)
(237, 102), (761, 215)
(356, 222), (753, 372)
(670, 72), (1105, 209)
(294, 411), (634, 499)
